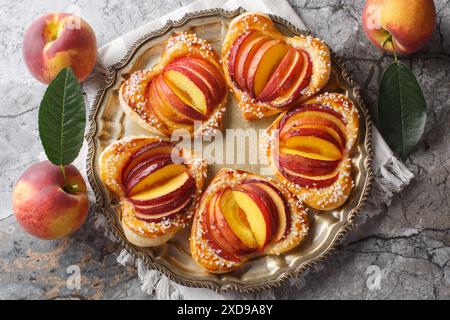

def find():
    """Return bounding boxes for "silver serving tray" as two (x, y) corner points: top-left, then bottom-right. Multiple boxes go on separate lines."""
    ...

(86, 8), (373, 293)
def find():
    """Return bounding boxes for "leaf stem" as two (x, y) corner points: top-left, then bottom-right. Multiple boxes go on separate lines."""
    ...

(60, 164), (68, 186)
(392, 42), (398, 62)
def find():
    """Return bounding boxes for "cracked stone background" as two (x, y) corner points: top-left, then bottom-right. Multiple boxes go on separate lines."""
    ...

(0, 0), (449, 300)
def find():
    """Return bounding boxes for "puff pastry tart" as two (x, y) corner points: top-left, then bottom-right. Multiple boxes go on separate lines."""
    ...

(120, 33), (227, 137)
(222, 12), (331, 120)
(190, 168), (308, 273)
(99, 136), (206, 247)
(263, 93), (359, 211)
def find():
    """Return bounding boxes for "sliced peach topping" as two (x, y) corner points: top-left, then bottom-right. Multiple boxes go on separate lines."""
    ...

(128, 163), (187, 196)
(283, 111), (346, 138)
(252, 183), (287, 242)
(163, 71), (208, 115)
(122, 145), (173, 182)
(149, 78), (192, 127)
(231, 190), (269, 250)
(295, 124), (345, 149)
(258, 47), (303, 101)
(251, 40), (289, 97)
(283, 135), (343, 161)
(220, 189), (258, 249)
(280, 165), (340, 187)
(271, 51), (312, 106)
(235, 35), (270, 91)
(280, 147), (340, 162)
(130, 171), (190, 202)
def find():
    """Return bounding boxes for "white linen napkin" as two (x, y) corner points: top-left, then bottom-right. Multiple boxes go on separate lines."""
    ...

(91, 0), (414, 299)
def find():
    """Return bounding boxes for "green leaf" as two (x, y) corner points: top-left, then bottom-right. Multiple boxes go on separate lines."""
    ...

(38, 68), (86, 165)
(378, 61), (427, 159)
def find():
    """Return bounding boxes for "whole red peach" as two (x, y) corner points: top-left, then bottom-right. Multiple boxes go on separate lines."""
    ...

(362, 0), (436, 55)
(12, 161), (89, 240)
(23, 13), (97, 84)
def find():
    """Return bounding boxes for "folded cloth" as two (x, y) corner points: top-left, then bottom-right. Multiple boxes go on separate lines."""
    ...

(90, 0), (414, 299)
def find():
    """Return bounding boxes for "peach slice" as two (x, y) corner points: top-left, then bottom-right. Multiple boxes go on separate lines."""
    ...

(129, 171), (194, 205)
(300, 104), (346, 121)
(215, 191), (255, 253)
(270, 50), (312, 107)
(121, 141), (173, 183)
(285, 128), (343, 152)
(279, 106), (346, 136)
(126, 162), (187, 196)
(220, 189), (258, 250)
(294, 124), (345, 149)
(135, 210), (180, 222)
(180, 57), (226, 104)
(148, 78), (194, 126)
(228, 31), (254, 81)
(202, 196), (242, 262)
(246, 39), (289, 97)
(282, 134), (343, 160)
(280, 116), (346, 147)
(250, 183), (287, 242)
(235, 34), (270, 92)
(163, 69), (209, 115)
(232, 189), (271, 250)
(195, 59), (228, 95)
(167, 58), (222, 106)
(280, 147), (341, 162)
(279, 165), (340, 188)
(279, 152), (340, 176)
(258, 47), (303, 101)
(239, 184), (278, 238)
(243, 179), (291, 241)
(134, 193), (192, 219)
(155, 75), (207, 122)
(124, 153), (172, 188)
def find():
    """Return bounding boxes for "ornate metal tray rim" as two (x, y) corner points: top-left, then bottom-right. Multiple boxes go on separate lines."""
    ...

(86, 7), (374, 294)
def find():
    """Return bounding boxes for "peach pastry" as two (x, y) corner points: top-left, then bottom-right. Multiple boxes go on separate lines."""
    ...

(222, 12), (331, 120)
(120, 33), (227, 137)
(263, 93), (359, 211)
(99, 136), (206, 247)
(190, 168), (308, 273)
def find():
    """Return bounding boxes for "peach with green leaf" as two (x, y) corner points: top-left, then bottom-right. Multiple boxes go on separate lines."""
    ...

(13, 161), (89, 240)
(13, 68), (89, 239)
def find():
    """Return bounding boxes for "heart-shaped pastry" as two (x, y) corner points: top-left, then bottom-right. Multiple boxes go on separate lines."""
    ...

(263, 93), (359, 211)
(222, 12), (331, 120)
(120, 33), (227, 137)
(99, 136), (206, 247)
(190, 168), (308, 273)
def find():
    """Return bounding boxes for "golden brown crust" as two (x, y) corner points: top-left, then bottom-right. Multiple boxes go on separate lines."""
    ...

(190, 168), (308, 273)
(222, 12), (331, 120)
(263, 93), (359, 211)
(99, 136), (206, 247)
(120, 33), (227, 137)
